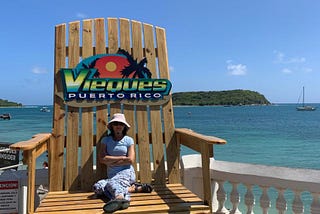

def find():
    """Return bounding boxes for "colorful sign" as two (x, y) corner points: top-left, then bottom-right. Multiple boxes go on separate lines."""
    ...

(59, 49), (172, 107)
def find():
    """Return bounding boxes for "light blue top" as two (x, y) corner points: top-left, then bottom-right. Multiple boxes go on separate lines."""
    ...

(101, 135), (134, 178)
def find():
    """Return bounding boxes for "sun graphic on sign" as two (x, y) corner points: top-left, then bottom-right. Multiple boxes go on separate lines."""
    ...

(94, 55), (131, 78)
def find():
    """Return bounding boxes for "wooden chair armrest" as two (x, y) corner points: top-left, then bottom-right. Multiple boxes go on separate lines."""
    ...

(175, 128), (226, 210)
(175, 128), (226, 154)
(9, 133), (52, 214)
(9, 133), (52, 151)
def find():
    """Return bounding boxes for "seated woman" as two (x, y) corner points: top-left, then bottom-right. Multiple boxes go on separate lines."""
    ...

(93, 113), (152, 213)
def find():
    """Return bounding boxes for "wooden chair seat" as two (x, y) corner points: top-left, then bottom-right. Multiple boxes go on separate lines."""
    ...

(35, 184), (210, 213)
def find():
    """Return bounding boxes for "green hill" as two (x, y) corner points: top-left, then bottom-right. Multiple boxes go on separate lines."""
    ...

(0, 99), (22, 107)
(172, 90), (270, 106)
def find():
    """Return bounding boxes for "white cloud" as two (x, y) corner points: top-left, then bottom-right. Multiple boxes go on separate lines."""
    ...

(274, 50), (306, 64)
(288, 57), (306, 63)
(76, 13), (88, 19)
(227, 61), (247, 76)
(32, 66), (48, 74)
(302, 67), (312, 73)
(281, 68), (292, 74)
(274, 51), (310, 74)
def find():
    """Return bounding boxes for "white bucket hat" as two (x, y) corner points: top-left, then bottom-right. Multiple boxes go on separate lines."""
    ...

(107, 113), (130, 129)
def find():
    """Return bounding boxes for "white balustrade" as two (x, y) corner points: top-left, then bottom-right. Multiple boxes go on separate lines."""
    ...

(244, 185), (254, 214)
(181, 154), (320, 214)
(292, 191), (303, 214)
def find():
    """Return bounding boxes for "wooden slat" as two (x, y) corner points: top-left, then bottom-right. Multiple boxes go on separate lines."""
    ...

(143, 22), (166, 184)
(156, 26), (181, 183)
(108, 18), (122, 116)
(81, 19), (94, 190)
(119, 18), (135, 138)
(26, 149), (36, 213)
(65, 21), (80, 191)
(175, 128), (225, 157)
(119, 18), (131, 51)
(94, 18), (108, 180)
(120, 18), (138, 179)
(201, 143), (212, 211)
(51, 23), (66, 191)
(132, 20), (152, 183)
(107, 18), (119, 54)
(10, 133), (51, 151)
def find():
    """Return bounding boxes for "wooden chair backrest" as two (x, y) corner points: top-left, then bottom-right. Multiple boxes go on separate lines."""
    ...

(50, 18), (180, 192)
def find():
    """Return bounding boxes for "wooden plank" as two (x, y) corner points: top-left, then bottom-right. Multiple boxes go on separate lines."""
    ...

(10, 133), (51, 151)
(65, 21), (80, 191)
(201, 143), (212, 211)
(94, 18), (108, 180)
(156, 26), (181, 183)
(94, 18), (107, 54)
(51, 23), (66, 191)
(81, 19), (94, 190)
(107, 18), (122, 115)
(44, 192), (197, 202)
(119, 18), (131, 51)
(35, 140), (48, 158)
(143, 22), (166, 184)
(119, 18), (138, 179)
(80, 108), (94, 190)
(107, 18), (119, 54)
(26, 149), (36, 213)
(132, 20), (152, 183)
(176, 128), (226, 145)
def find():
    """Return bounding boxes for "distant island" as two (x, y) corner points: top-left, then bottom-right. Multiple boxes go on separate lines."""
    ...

(172, 90), (271, 106)
(1, 90), (270, 107)
(0, 99), (22, 107)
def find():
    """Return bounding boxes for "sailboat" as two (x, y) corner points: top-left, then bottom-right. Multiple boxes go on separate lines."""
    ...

(296, 86), (316, 111)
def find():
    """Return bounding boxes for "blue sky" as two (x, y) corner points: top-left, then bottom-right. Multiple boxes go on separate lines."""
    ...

(1, 0), (320, 105)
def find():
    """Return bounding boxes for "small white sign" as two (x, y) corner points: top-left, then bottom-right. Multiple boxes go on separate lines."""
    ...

(0, 180), (18, 214)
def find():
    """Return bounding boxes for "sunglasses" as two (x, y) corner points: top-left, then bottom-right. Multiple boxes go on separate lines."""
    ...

(112, 122), (125, 126)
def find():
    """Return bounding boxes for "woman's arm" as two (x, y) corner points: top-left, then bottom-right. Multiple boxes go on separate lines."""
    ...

(99, 143), (135, 166)
(99, 143), (120, 166)
(123, 144), (135, 164)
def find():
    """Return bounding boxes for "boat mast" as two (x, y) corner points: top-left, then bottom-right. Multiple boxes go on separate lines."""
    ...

(302, 86), (305, 107)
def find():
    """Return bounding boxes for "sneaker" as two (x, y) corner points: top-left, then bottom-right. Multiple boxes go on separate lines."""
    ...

(103, 199), (130, 213)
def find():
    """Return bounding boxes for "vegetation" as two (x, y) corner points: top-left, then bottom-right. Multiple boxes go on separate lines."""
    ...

(0, 99), (22, 107)
(172, 90), (271, 106)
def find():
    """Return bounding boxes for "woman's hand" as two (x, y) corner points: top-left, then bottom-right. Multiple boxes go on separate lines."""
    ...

(108, 156), (130, 166)
(99, 142), (135, 166)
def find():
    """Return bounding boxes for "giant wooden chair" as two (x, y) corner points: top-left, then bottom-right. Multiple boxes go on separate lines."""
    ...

(10, 18), (226, 214)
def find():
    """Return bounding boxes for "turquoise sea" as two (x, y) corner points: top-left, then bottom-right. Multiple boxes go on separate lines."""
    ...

(1, 104), (320, 170)
(1, 104), (320, 213)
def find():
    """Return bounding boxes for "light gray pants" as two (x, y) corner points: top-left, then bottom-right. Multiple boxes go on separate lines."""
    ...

(93, 167), (135, 200)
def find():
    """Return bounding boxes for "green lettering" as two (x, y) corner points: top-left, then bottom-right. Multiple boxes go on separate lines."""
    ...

(153, 80), (167, 92)
(138, 80), (153, 92)
(90, 79), (107, 91)
(107, 79), (123, 92)
(62, 69), (90, 93)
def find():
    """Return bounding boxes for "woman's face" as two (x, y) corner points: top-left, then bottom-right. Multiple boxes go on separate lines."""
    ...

(112, 122), (125, 135)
